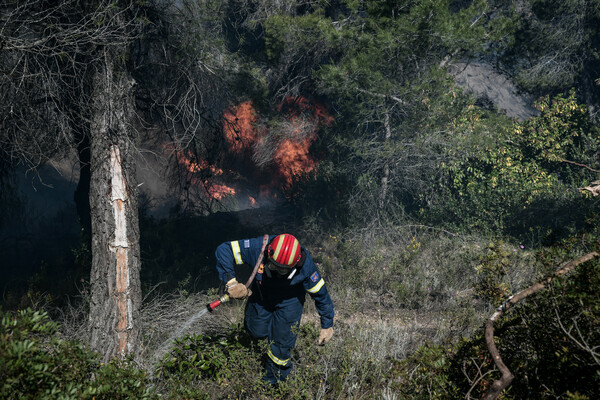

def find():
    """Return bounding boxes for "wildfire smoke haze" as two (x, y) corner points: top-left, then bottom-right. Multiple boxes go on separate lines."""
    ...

(172, 96), (332, 211)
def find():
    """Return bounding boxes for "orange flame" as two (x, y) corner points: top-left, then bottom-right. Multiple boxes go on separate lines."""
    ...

(208, 183), (236, 200)
(273, 135), (317, 183)
(274, 96), (331, 185)
(171, 96), (333, 206)
(249, 196), (258, 207)
(223, 96), (332, 189)
(169, 147), (236, 201)
(176, 150), (223, 176)
(224, 101), (258, 152)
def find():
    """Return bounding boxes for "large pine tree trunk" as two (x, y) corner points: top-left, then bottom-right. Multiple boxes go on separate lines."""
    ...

(88, 47), (141, 362)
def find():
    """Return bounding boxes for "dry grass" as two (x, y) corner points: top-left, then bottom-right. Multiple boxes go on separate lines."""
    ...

(51, 223), (542, 398)
(138, 291), (240, 370)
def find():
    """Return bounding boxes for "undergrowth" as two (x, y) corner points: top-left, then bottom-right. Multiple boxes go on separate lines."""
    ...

(3, 230), (599, 399)
(0, 308), (157, 400)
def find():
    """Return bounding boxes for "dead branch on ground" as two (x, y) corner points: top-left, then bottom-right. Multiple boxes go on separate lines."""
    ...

(482, 251), (599, 400)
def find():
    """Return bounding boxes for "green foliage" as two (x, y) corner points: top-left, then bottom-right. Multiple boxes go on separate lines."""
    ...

(389, 343), (460, 399)
(158, 328), (255, 381)
(468, 238), (600, 397)
(519, 90), (598, 177)
(155, 326), (265, 399)
(264, 13), (335, 63)
(260, 11), (340, 99)
(151, 316), (396, 399)
(0, 308), (157, 400)
(473, 241), (514, 306)
(438, 90), (599, 237)
(86, 358), (157, 400)
(499, 0), (600, 94)
(383, 235), (600, 399)
(279, 321), (391, 399)
(303, 0), (519, 231)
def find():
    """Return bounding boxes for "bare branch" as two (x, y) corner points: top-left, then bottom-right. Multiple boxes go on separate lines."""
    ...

(464, 358), (496, 400)
(483, 251), (599, 400)
(553, 305), (600, 366)
(558, 158), (600, 173)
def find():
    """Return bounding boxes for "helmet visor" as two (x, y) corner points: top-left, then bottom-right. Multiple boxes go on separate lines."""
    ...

(267, 259), (294, 275)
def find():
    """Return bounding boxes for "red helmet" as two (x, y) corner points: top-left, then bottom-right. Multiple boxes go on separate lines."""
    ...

(268, 234), (302, 268)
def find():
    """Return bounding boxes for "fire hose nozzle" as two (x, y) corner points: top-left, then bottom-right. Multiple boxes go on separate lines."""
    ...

(206, 294), (230, 312)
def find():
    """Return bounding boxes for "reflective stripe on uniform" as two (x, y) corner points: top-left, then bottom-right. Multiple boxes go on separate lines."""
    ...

(307, 278), (325, 294)
(231, 241), (243, 264)
(267, 348), (290, 366)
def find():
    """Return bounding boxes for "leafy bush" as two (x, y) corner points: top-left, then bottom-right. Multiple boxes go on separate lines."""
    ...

(438, 90), (599, 239)
(285, 321), (391, 399)
(423, 255), (599, 398)
(389, 343), (460, 399)
(473, 241), (516, 306)
(453, 259), (600, 399)
(152, 317), (396, 399)
(0, 308), (157, 400)
(383, 233), (600, 399)
(154, 325), (266, 399)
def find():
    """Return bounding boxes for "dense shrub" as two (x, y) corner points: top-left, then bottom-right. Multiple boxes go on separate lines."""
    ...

(390, 343), (460, 399)
(152, 319), (394, 399)
(437, 91), (599, 240)
(0, 308), (157, 400)
(154, 325), (266, 399)
(388, 242), (600, 399)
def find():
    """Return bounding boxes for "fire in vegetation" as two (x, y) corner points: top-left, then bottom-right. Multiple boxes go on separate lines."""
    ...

(175, 150), (223, 176)
(174, 96), (332, 208)
(170, 147), (237, 201)
(206, 183), (236, 201)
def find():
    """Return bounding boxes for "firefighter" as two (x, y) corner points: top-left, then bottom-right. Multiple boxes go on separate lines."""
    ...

(215, 233), (335, 384)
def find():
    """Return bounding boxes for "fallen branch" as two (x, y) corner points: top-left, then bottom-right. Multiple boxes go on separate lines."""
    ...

(483, 251), (599, 400)
(581, 180), (600, 196)
(558, 158), (600, 173)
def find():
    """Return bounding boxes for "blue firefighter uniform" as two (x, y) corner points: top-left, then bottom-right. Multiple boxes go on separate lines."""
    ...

(215, 235), (335, 383)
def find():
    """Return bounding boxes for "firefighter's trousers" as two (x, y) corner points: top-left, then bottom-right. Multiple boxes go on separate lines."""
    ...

(244, 296), (304, 383)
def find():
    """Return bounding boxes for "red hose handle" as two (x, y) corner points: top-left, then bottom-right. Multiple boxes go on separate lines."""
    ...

(206, 294), (230, 312)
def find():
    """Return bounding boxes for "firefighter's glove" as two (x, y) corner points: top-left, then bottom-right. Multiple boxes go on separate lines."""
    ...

(226, 278), (250, 299)
(317, 327), (334, 345)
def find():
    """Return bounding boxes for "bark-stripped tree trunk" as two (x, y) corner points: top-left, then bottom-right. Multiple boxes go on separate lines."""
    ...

(88, 47), (141, 362)
(0, 0), (223, 362)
